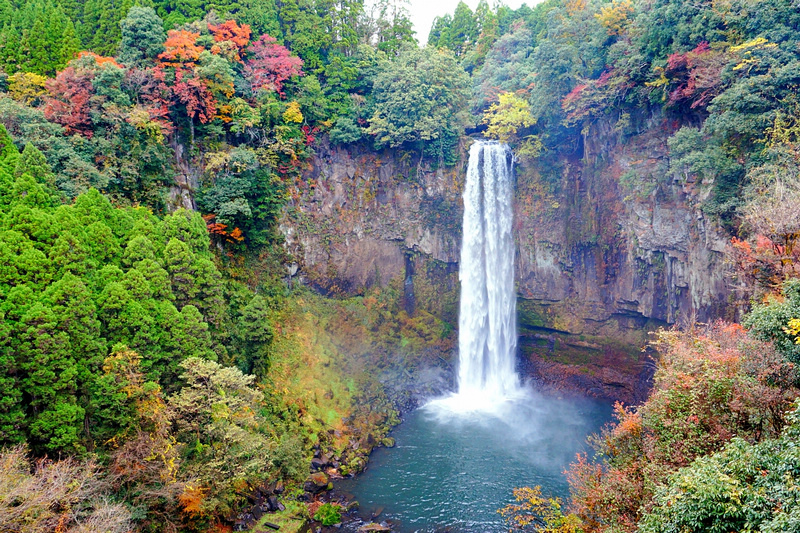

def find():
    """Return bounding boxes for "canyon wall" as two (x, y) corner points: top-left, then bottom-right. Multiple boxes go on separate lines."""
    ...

(282, 113), (730, 395)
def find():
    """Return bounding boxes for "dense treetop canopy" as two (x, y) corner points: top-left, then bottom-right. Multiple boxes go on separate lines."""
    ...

(3, 0), (800, 531)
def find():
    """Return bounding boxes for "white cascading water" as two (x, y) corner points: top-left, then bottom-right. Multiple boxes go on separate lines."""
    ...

(429, 141), (521, 414)
(457, 141), (519, 402)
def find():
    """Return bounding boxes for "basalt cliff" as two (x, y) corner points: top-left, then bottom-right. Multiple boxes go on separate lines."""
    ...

(282, 113), (731, 402)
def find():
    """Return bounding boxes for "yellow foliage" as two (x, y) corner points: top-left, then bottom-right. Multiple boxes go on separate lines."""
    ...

(498, 486), (583, 532)
(482, 92), (535, 144)
(731, 37), (777, 73)
(729, 37), (775, 53)
(785, 318), (800, 344)
(595, 0), (633, 36)
(283, 101), (304, 124)
(762, 106), (800, 149)
(8, 72), (48, 105)
(565, 0), (587, 15)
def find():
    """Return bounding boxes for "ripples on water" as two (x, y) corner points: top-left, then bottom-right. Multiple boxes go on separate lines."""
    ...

(337, 386), (612, 533)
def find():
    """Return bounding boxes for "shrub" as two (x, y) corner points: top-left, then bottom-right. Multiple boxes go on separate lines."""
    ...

(313, 502), (342, 526)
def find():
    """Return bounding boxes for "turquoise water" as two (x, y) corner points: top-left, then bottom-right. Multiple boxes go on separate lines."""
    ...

(337, 389), (612, 532)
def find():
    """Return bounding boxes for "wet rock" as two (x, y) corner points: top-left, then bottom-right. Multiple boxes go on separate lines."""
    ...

(274, 480), (284, 494)
(358, 523), (392, 532)
(266, 495), (280, 512)
(345, 501), (359, 511)
(304, 472), (331, 494)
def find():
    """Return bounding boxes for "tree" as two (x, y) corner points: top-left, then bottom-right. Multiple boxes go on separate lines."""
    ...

(482, 92), (535, 143)
(159, 30), (204, 69)
(640, 402), (800, 533)
(447, 1), (479, 57)
(472, 25), (536, 112)
(118, 6), (166, 67)
(14, 143), (54, 188)
(167, 357), (272, 517)
(743, 280), (800, 363)
(563, 323), (798, 533)
(244, 34), (303, 96)
(238, 294), (274, 375)
(367, 45), (469, 149)
(43, 65), (95, 137)
(0, 445), (132, 532)
(209, 19), (251, 63)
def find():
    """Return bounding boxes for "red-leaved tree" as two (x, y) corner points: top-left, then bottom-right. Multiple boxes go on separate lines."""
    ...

(43, 66), (94, 137)
(244, 35), (303, 96)
(171, 70), (217, 124)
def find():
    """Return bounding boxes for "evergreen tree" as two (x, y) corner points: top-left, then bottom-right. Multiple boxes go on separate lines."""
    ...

(60, 19), (80, 67)
(447, 1), (478, 57)
(0, 310), (24, 444)
(0, 24), (21, 72)
(118, 6), (166, 67)
(14, 143), (54, 184)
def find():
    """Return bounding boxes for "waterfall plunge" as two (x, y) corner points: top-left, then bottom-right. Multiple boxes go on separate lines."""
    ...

(429, 141), (521, 414)
(457, 141), (519, 402)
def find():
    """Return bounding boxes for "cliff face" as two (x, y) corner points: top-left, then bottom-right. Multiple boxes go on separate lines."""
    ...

(283, 114), (730, 373)
(515, 114), (730, 346)
(281, 140), (464, 322)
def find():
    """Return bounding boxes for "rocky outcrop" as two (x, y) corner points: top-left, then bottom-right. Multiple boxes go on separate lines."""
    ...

(281, 139), (463, 320)
(283, 113), (731, 394)
(514, 112), (729, 345)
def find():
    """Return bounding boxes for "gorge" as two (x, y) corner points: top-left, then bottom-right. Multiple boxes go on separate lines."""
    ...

(283, 108), (730, 404)
(4, 0), (800, 530)
(336, 141), (612, 532)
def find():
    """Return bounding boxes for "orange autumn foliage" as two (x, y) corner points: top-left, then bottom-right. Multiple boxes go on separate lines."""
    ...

(179, 485), (208, 517)
(209, 20), (251, 62)
(563, 322), (800, 533)
(203, 214), (245, 243)
(78, 51), (124, 69)
(159, 30), (204, 68)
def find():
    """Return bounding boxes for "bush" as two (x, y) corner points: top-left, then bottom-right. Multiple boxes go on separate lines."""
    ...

(313, 502), (342, 526)
(564, 322), (799, 533)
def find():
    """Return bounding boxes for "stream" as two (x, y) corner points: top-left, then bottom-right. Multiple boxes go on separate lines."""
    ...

(337, 387), (612, 532)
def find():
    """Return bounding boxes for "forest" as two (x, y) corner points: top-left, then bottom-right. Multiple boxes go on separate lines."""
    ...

(2, 0), (800, 531)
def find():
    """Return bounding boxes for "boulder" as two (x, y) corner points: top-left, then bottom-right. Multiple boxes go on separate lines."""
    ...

(304, 472), (331, 494)
(266, 495), (280, 512)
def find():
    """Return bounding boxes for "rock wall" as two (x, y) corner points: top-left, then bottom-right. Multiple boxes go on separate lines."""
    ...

(283, 112), (730, 386)
(281, 139), (463, 322)
(514, 112), (730, 346)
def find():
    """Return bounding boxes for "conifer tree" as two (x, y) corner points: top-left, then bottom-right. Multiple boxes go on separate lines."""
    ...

(14, 143), (54, 187)
(60, 19), (80, 67)
(0, 24), (21, 72)
(118, 6), (166, 67)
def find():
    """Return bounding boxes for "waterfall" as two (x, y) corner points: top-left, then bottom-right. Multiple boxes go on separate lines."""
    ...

(456, 141), (519, 405)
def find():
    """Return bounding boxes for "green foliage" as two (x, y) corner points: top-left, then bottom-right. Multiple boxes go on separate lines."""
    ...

(328, 116), (363, 145)
(118, 6), (166, 67)
(640, 400), (800, 533)
(743, 280), (800, 363)
(313, 502), (342, 526)
(367, 45), (469, 152)
(0, 127), (241, 452)
(563, 323), (799, 532)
